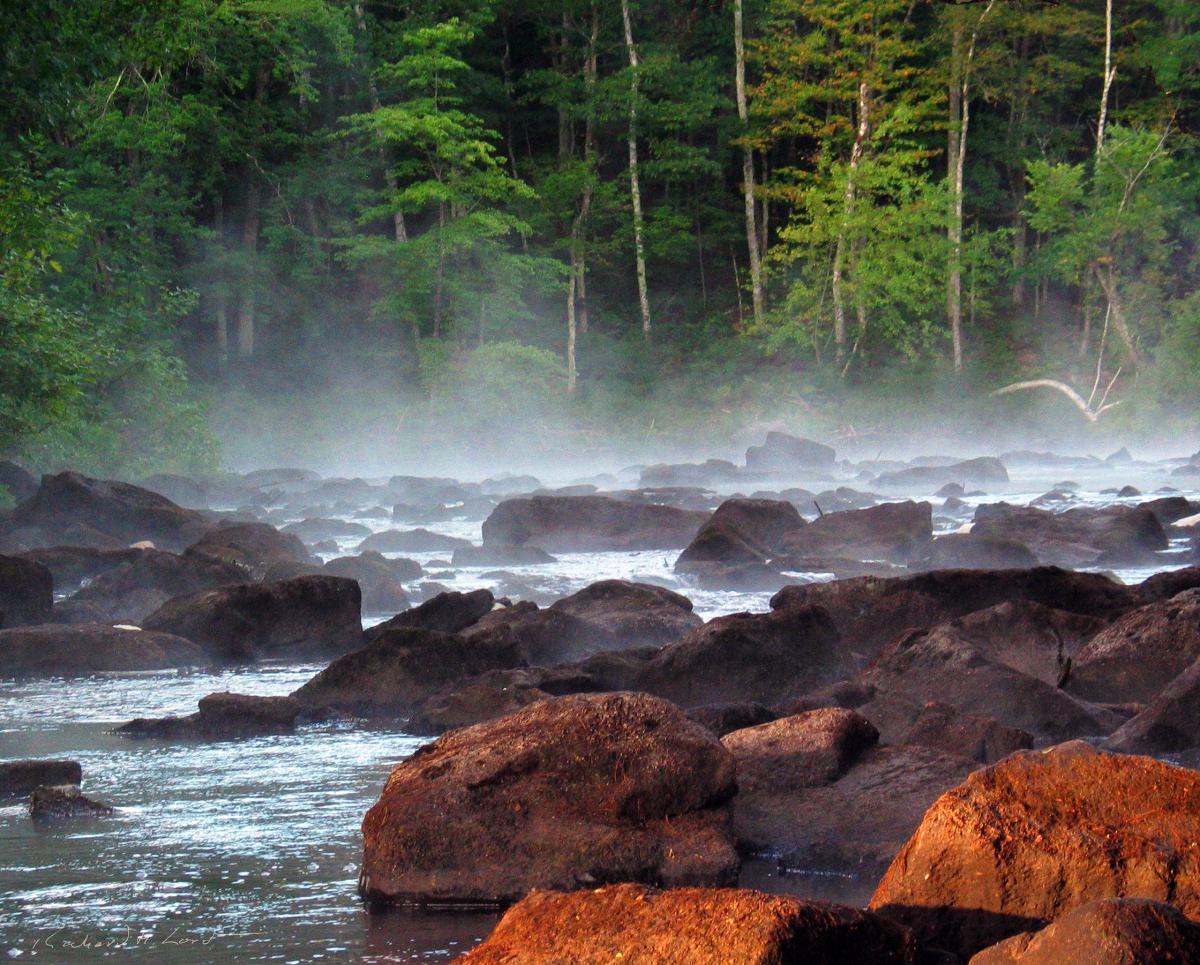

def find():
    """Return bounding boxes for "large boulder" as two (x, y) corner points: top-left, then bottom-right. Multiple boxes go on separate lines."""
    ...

(184, 521), (315, 579)
(870, 742), (1200, 958)
(1103, 653), (1200, 754)
(770, 568), (1133, 659)
(1137, 566), (1200, 603)
(744, 432), (837, 474)
(460, 602), (619, 665)
(971, 504), (1168, 567)
(0, 623), (207, 676)
(141, 575), (362, 662)
(968, 898), (1200, 965)
(548, 580), (702, 649)
(0, 554), (53, 626)
(911, 534), (1038, 571)
(3, 471), (209, 551)
(0, 760), (82, 796)
(675, 498), (805, 578)
(857, 625), (1122, 742)
(365, 588), (495, 641)
(117, 691), (302, 740)
(901, 702), (1034, 765)
(457, 884), (927, 965)
(11, 545), (145, 590)
(778, 501), (933, 565)
(324, 552), (418, 612)
(292, 626), (524, 717)
(637, 606), (853, 708)
(357, 528), (472, 554)
(358, 693), (739, 905)
(874, 457), (1009, 490)
(404, 667), (588, 735)
(64, 549), (246, 624)
(1068, 590), (1200, 703)
(481, 495), (707, 552)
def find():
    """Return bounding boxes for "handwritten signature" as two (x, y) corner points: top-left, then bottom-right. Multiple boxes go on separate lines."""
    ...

(23, 926), (249, 952)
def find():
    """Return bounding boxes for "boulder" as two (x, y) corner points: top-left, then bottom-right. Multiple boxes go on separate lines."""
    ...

(1068, 590), (1200, 703)
(365, 588), (495, 640)
(4, 471), (209, 551)
(874, 457), (1009, 490)
(722, 709), (879, 793)
(972, 504), (1168, 567)
(549, 580), (702, 649)
(117, 692), (302, 740)
(1103, 654), (1200, 754)
(770, 568), (1133, 659)
(30, 784), (115, 823)
(406, 665), (598, 734)
(281, 517), (372, 543)
(911, 534), (1038, 571)
(11, 545), (146, 589)
(687, 702), (777, 737)
(292, 626), (524, 717)
(1140, 495), (1200, 526)
(450, 544), (556, 566)
(324, 552), (418, 612)
(0, 760), (82, 796)
(638, 460), (742, 488)
(777, 501), (933, 565)
(901, 702), (1033, 764)
(461, 602), (620, 665)
(457, 884), (927, 965)
(0, 623), (207, 676)
(870, 742), (1200, 958)
(0, 553), (53, 626)
(184, 522), (315, 579)
(139, 473), (209, 508)
(637, 606), (853, 708)
(566, 646), (659, 691)
(675, 498), (805, 580)
(357, 528), (472, 554)
(142, 575), (362, 663)
(358, 692), (739, 905)
(1135, 565), (1200, 603)
(481, 495), (707, 552)
(857, 625), (1122, 742)
(968, 898), (1200, 965)
(744, 432), (837, 474)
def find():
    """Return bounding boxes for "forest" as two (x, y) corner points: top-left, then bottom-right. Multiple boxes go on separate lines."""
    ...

(1, 0), (1198, 478)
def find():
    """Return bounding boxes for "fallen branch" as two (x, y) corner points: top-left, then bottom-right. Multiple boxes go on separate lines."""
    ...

(991, 379), (1123, 422)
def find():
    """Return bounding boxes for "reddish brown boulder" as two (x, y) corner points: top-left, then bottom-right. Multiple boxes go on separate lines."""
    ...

(0, 553), (52, 626)
(1134, 565), (1200, 602)
(1069, 590), (1200, 703)
(676, 498), (805, 568)
(0, 623), (207, 677)
(184, 521), (315, 579)
(870, 742), (1200, 958)
(359, 693), (738, 905)
(912, 534), (1038, 571)
(901, 702), (1033, 764)
(481, 495), (707, 552)
(688, 702), (777, 737)
(461, 601), (619, 664)
(142, 575), (362, 663)
(636, 606), (853, 708)
(324, 552), (418, 612)
(457, 884), (926, 965)
(117, 692), (302, 739)
(365, 589), (495, 641)
(549, 580), (702, 648)
(722, 709), (879, 793)
(968, 898), (1200, 965)
(778, 501), (933, 565)
(1103, 653), (1200, 754)
(971, 504), (1168, 567)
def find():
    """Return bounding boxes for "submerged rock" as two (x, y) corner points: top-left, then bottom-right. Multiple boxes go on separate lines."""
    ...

(30, 784), (115, 823)
(117, 692), (302, 740)
(359, 692), (739, 905)
(457, 884), (925, 965)
(870, 742), (1200, 959)
(0, 623), (207, 677)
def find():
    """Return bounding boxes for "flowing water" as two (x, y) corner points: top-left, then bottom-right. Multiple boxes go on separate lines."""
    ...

(3, 460), (1197, 962)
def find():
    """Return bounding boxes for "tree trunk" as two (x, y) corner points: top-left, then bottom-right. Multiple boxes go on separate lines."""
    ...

(734, 0), (764, 326)
(1097, 0), (1116, 156)
(214, 196), (228, 371)
(355, 3), (407, 243)
(236, 67), (269, 360)
(566, 260), (578, 392)
(621, 0), (651, 335)
(832, 80), (870, 364)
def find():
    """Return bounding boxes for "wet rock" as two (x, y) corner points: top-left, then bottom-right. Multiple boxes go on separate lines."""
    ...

(1135, 565), (1200, 602)
(1140, 495), (1200, 526)
(911, 534), (1038, 571)
(451, 544), (556, 566)
(675, 498), (805, 579)
(0, 461), (37, 502)
(968, 898), (1200, 965)
(481, 495), (707, 552)
(874, 457), (1009, 490)
(324, 552), (418, 612)
(972, 504), (1168, 567)
(460, 601), (620, 664)
(357, 528), (472, 553)
(292, 626), (524, 717)
(365, 588), (495, 640)
(0, 623), (207, 676)
(142, 575), (362, 663)
(637, 606), (853, 708)
(1103, 653), (1200, 754)
(936, 483), (966, 498)
(565, 646), (659, 691)
(770, 567), (1132, 660)
(869, 742), (1200, 959)
(358, 692), (739, 904)
(117, 692), (302, 740)
(638, 460), (742, 488)
(687, 702), (777, 737)
(184, 521), (315, 579)
(777, 501), (932, 565)
(3, 472), (210, 552)
(65, 549), (245, 624)
(281, 517), (372, 543)
(30, 784), (115, 823)
(744, 432), (837, 474)
(549, 580), (702, 649)
(0, 760), (82, 796)
(1068, 589), (1200, 703)
(901, 701), (1033, 764)
(13, 545), (147, 589)
(858, 625), (1121, 742)
(457, 884), (927, 965)
(0, 553), (53, 626)
(723, 709), (879, 792)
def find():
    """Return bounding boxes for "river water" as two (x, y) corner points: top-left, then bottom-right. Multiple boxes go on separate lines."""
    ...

(2, 460), (1197, 962)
